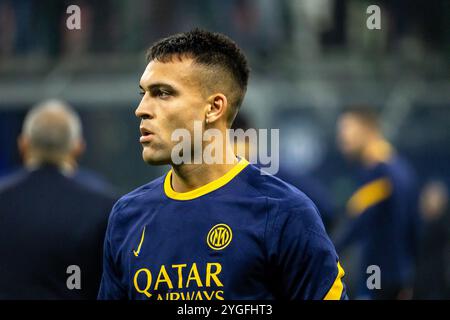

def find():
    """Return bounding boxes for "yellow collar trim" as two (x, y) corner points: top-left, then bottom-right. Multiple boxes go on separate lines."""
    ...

(364, 139), (394, 164)
(164, 158), (249, 201)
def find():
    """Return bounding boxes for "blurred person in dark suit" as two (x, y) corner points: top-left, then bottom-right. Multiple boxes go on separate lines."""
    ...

(0, 100), (116, 299)
(414, 180), (450, 299)
(335, 106), (421, 300)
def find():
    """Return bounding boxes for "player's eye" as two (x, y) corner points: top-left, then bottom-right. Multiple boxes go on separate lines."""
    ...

(149, 87), (174, 99)
(158, 90), (170, 98)
(139, 91), (145, 96)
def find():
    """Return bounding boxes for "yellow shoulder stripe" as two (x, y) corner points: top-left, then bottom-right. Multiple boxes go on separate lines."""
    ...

(324, 262), (345, 300)
(347, 178), (392, 217)
(164, 158), (249, 201)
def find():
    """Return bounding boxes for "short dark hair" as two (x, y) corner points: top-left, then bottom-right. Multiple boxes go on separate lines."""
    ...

(342, 104), (380, 129)
(147, 28), (250, 124)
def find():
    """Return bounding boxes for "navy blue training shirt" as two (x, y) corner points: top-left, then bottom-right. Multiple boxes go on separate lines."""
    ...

(98, 158), (346, 300)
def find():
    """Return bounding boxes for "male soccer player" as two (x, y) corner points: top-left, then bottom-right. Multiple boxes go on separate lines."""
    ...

(336, 106), (420, 299)
(98, 29), (346, 300)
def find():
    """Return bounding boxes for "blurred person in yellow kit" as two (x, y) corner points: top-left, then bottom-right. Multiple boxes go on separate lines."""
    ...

(335, 105), (421, 299)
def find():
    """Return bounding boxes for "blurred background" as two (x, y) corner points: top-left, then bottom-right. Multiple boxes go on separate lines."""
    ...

(1, 0), (449, 299)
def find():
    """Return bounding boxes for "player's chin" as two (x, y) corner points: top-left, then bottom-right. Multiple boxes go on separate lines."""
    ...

(141, 146), (170, 165)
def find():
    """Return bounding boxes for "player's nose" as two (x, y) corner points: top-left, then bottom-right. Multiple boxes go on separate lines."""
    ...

(135, 98), (154, 120)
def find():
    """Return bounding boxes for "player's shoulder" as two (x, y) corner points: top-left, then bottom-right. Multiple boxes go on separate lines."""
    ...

(363, 154), (415, 183)
(110, 174), (165, 218)
(240, 164), (327, 235)
(240, 163), (320, 212)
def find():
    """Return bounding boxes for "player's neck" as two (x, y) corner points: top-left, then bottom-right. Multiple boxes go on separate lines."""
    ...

(170, 148), (239, 193)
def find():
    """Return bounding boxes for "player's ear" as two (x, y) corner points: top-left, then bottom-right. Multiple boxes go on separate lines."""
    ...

(205, 93), (227, 125)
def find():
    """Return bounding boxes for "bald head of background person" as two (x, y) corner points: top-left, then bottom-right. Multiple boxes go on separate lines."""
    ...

(17, 99), (85, 175)
(15, 99), (116, 195)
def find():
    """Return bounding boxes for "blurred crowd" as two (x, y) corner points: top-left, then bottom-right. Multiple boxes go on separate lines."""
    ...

(1, 0), (449, 60)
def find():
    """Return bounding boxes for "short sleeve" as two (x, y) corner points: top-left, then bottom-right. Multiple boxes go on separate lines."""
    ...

(267, 205), (347, 300)
(97, 202), (127, 300)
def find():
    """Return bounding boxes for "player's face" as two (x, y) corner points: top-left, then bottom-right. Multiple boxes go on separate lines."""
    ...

(337, 114), (368, 159)
(135, 58), (208, 165)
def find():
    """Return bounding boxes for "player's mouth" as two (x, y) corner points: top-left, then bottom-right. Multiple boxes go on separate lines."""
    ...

(139, 127), (155, 143)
